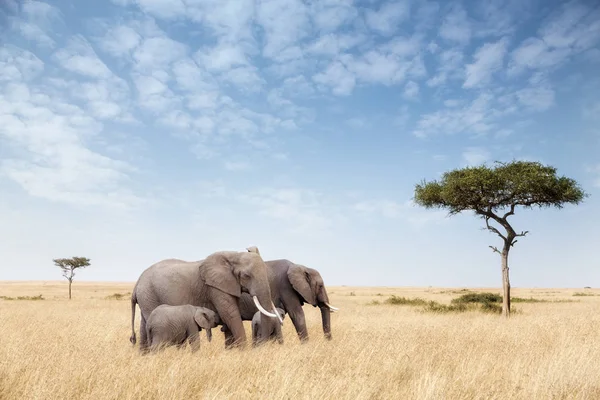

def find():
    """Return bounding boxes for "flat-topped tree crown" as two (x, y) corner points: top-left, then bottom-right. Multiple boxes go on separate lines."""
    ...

(413, 160), (588, 317)
(414, 160), (586, 216)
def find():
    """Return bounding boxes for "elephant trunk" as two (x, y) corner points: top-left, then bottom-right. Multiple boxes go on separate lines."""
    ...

(206, 328), (212, 342)
(319, 305), (332, 340)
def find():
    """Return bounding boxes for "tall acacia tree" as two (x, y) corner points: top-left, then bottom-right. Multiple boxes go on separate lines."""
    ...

(414, 160), (587, 317)
(53, 257), (91, 299)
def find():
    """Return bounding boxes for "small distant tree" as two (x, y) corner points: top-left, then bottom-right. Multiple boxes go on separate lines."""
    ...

(52, 257), (91, 300)
(413, 160), (588, 317)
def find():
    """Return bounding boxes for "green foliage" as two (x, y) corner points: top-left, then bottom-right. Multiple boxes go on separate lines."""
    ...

(0, 294), (44, 301)
(414, 160), (588, 215)
(451, 292), (502, 304)
(573, 292), (597, 297)
(511, 297), (549, 303)
(52, 256), (91, 281)
(384, 295), (428, 306)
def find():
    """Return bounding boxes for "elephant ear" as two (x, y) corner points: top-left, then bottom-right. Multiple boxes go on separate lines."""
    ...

(194, 308), (211, 329)
(288, 265), (316, 306)
(246, 246), (260, 256)
(199, 253), (241, 298)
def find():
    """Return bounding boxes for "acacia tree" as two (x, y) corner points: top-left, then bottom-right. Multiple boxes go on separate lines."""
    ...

(413, 160), (587, 317)
(52, 257), (91, 300)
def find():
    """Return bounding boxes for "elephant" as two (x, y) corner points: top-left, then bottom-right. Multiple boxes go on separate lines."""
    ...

(146, 304), (220, 352)
(236, 251), (339, 343)
(252, 307), (286, 346)
(129, 248), (283, 351)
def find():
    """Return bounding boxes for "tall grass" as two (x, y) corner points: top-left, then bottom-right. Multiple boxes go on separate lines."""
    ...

(1, 282), (599, 399)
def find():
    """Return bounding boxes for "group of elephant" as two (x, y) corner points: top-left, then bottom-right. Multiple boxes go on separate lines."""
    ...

(129, 246), (338, 352)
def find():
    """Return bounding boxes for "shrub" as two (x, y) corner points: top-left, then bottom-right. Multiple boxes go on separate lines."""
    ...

(105, 292), (129, 300)
(511, 297), (548, 303)
(384, 296), (428, 306)
(451, 292), (502, 304)
(0, 294), (44, 301)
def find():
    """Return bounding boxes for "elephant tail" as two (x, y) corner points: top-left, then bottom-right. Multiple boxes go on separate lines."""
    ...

(129, 291), (137, 345)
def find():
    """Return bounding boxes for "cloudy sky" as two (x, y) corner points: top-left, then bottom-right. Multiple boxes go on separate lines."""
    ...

(1, 0), (599, 288)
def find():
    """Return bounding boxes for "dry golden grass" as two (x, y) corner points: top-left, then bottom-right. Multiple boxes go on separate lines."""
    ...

(1, 281), (600, 399)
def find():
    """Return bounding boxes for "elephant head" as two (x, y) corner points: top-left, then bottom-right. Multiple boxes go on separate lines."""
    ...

(287, 264), (338, 339)
(199, 250), (283, 326)
(194, 307), (220, 342)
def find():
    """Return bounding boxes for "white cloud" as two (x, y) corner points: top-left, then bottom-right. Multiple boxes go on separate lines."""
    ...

(313, 61), (356, 96)
(306, 33), (366, 56)
(256, 0), (310, 59)
(98, 25), (142, 58)
(364, 1), (411, 36)
(439, 4), (471, 45)
(413, 94), (496, 138)
(197, 42), (250, 72)
(133, 36), (188, 71)
(241, 188), (335, 234)
(508, 1), (600, 76)
(463, 37), (508, 88)
(311, 1), (358, 32)
(135, 0), (186, 19)
(0, 46), (45, 81)
(353, 199), (447, 226)
(224, 161), (251, 171)
(427, 48), (464, 87)
(53, 36), (114, 79)
(0, 47), (143, 210)
(403, 80), (419, 99)
(462, 147), (491, 166)
(515, 86), (555, 111)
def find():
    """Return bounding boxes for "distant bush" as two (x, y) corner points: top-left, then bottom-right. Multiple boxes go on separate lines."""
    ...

(384, 296), (428, 306)
(573, 292), (596, 297)
(105, 292), (130, 300)
(421, 301), (468, 314)
(451, 292), (502, 304)
(0, 294), (44, 301)
(511, 297), (549, 303)
(378, 292), (528, 315)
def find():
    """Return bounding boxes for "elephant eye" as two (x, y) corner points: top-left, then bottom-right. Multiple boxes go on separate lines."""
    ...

(240, 271), (251, 279)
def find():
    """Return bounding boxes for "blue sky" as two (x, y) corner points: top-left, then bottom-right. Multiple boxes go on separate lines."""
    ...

(1, 0), (599, 287)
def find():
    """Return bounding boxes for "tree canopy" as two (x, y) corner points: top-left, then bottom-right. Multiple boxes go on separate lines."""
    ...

(414, 160), (587, 217)
(53, 256), (91, 299)
(413, 160), (588, 317)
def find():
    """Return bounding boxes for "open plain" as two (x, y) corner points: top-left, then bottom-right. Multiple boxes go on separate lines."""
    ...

(1, 281), (599, 400)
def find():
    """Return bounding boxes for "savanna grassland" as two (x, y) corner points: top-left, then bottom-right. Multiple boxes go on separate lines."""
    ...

(1, 281), (600, 400)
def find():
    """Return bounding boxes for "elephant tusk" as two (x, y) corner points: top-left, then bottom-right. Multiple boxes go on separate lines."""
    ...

(253, 296), (279, 319)
(325, 302), (339, 312)
(272, 301), (284, 326)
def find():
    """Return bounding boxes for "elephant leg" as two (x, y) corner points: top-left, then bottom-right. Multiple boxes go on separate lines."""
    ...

(251, 322), (259, 347)
(275, 324), (284, 345)
(187, 324), (201, 353)
(211, 291), (246, 348)
(287, 308), (309, 342)
(221, 325), (236, 348)
(139, 314), (149, 353)
(257, 320), (272, 346)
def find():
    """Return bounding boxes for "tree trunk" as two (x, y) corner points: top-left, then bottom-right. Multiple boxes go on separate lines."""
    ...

(501, 242), (511, 318)
(68, 279), (72, 300)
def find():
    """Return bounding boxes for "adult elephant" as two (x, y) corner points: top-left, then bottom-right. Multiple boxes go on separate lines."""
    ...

(238, 256), (339, 342)
(129, 248), (283, 350)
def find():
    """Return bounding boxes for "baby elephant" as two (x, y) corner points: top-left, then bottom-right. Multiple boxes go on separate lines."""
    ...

(146, 304), (220, 352)
(252, 307), (286, 346)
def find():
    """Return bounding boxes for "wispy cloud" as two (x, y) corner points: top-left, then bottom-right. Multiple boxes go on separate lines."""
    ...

(439, 3), (471, 45)
(462, 147), (491, 166)
(463, 37), (508, 88)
